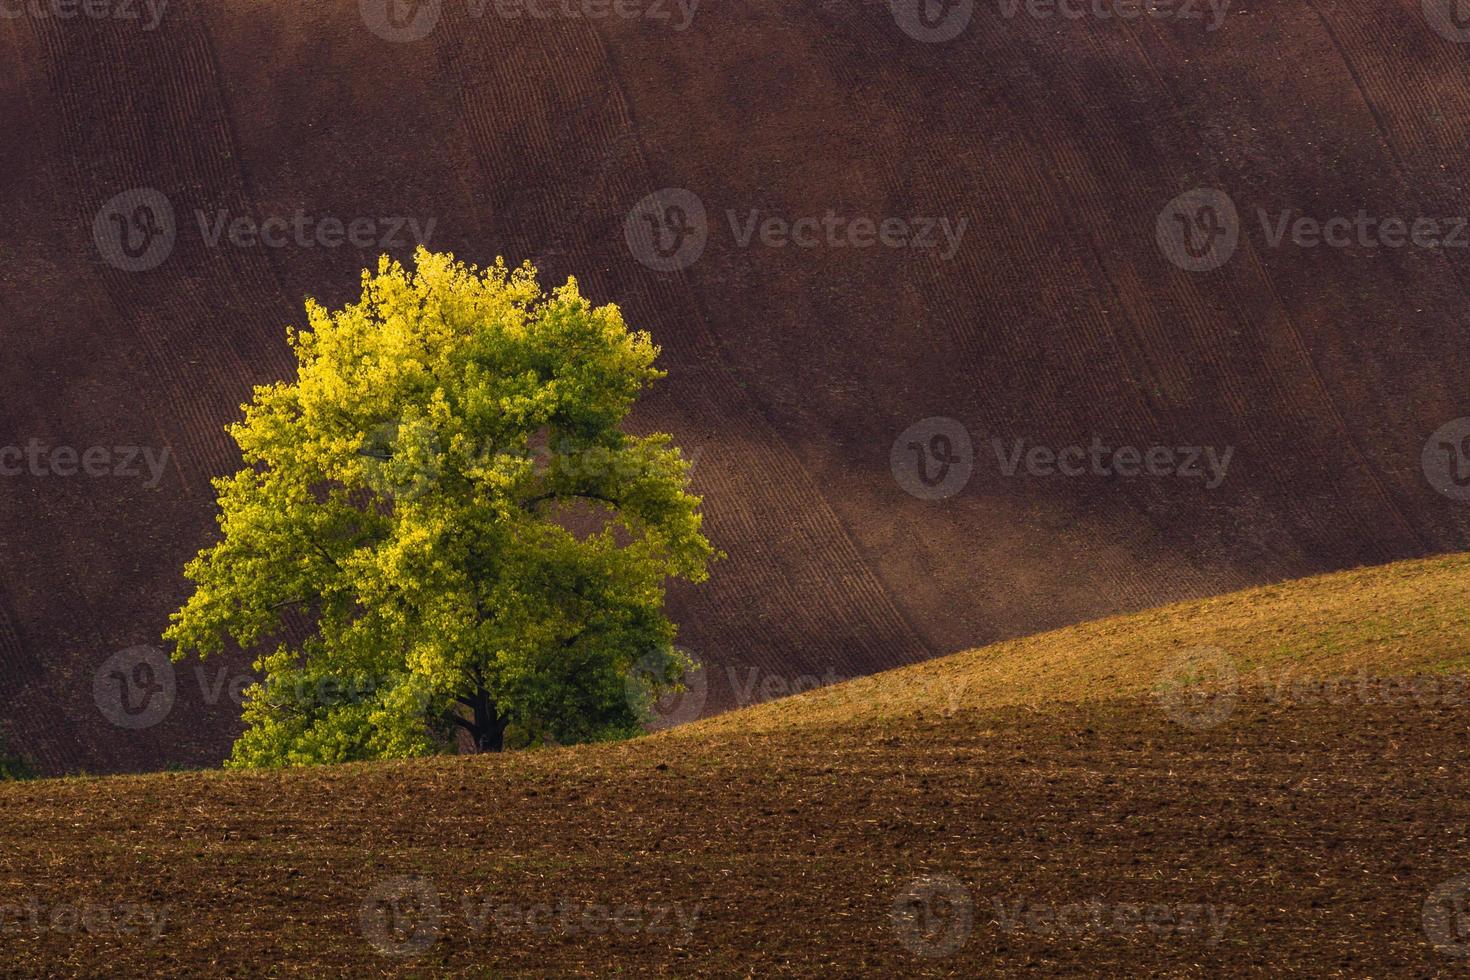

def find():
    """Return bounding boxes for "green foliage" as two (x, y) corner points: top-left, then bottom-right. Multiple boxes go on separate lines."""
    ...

(166, 249), (717, 768)
(0, 732), (34, 781)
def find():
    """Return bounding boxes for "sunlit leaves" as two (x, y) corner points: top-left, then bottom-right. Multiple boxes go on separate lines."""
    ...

(165, 249), (717, 767)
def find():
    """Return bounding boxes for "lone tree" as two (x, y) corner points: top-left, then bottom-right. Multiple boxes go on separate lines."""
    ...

(166, 249), (717, 767)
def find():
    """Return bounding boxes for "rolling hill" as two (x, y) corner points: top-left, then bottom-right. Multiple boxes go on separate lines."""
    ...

(1, 555), (1467, 975)
(4, 1), (1470, 775)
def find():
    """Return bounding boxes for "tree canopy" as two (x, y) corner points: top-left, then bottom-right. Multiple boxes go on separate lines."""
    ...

(165, 249), (717, 767)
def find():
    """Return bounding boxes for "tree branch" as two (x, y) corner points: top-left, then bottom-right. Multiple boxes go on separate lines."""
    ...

(521, 490), (621, 511)
(443, 710), (476, 733)
(308, 540), (341, 570)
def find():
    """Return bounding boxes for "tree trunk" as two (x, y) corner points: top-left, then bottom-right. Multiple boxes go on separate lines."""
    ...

(445, 686), (508, 753)
(468, 687), (507, 753)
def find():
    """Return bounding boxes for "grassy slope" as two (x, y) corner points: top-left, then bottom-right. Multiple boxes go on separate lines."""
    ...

(684, 552), (1470, 736)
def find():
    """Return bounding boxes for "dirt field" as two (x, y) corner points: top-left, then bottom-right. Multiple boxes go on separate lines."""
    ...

(3, 556), (1470, 975)
(1, 692), (1467, 976)
(5, 1), (1470, 774)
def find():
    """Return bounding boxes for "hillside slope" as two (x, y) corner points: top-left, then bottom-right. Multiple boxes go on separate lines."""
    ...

(1, 556), (1467, 975)
(687, 551), (1470, 735)
(4, 2), (1470, 772)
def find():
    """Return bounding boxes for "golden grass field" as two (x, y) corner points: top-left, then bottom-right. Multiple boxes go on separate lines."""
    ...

(686, 552), (1470, 736)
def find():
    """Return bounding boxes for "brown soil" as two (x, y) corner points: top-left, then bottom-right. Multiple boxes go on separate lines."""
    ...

(4, 2), (1470, 774)
(1, 691), (1467, 976)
